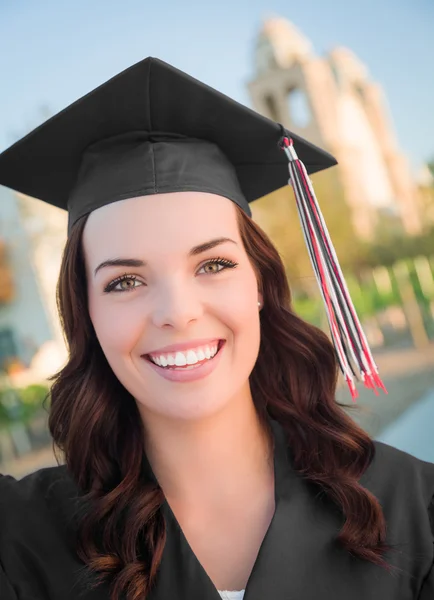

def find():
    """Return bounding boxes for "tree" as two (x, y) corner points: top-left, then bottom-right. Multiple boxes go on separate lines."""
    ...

(251, 166), (362, 291)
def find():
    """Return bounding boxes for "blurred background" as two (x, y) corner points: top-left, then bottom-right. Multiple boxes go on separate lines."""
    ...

(0, 0), (433, 478)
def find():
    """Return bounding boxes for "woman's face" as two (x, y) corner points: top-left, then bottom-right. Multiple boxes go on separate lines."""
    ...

(83, 192), (262, 423)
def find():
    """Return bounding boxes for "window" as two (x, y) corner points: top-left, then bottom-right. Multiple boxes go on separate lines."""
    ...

(0, 328), (18, 372)
(264, 95), (280, 122)
(256, 37), (277, 74)
(287, 88), (311, 128)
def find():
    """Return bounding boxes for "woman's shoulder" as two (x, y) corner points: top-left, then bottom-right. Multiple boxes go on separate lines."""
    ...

(363, 440), (434, 514)
(0, 464), (72, 499)
(363, 442), (434, 597)
(0, 464), (81, 532)
(369, 440), (434, 484)
(0, 466), (89, 599)
(1, 463), (69, 484)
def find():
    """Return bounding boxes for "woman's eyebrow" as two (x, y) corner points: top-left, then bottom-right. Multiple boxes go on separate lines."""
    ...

(93, 237), (238, 277)
(188, 236), (237, 256)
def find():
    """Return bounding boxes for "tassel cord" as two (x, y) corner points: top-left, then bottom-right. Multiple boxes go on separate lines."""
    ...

(279, 135), (386, 395)
(291, 160), (369, 376)
(296, 159), (378, 376)
(288, 162), (359, 382)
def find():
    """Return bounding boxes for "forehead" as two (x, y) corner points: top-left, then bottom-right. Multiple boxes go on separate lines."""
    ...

(82, 192), (240, 261)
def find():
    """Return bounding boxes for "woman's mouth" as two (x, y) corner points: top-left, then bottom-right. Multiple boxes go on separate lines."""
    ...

(143, 339), (225, 370)
(141, 340), (226, 383)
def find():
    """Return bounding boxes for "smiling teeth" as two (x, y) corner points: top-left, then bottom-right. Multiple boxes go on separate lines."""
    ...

(150, 344), (219, 368)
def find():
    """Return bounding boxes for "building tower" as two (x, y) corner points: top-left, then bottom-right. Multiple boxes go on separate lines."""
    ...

(247, 17), (422, 240)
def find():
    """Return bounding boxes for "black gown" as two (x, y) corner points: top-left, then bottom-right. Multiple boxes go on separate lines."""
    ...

(1, 418), (433, 599)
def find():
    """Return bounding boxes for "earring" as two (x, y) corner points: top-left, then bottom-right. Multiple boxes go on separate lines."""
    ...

(258, 301), (261, 307)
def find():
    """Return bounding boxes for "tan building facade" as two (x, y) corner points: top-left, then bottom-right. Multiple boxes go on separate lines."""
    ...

(247, 17), (422, 240)
(0, 186), (68, 381)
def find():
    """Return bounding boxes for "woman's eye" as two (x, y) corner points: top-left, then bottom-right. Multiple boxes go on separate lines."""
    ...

(104, 258), (238, 293)
(198, 258), (239, 275)
(104, 275), (143, 293)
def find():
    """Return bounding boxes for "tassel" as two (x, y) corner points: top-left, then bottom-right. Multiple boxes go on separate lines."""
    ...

(278, 134), (387, 400)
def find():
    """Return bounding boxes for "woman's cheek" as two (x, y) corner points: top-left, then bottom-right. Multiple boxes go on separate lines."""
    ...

(222, 277), (259, 320)
(93, 303), (144, 354)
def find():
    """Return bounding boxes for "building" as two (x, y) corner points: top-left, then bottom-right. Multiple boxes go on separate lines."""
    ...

(416, 165), (434, 227)
(0, 187), (67, 380)
(247, 17), (422, 240)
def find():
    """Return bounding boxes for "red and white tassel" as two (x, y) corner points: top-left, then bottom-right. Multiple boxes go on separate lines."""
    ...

(279, 135), (387, 400)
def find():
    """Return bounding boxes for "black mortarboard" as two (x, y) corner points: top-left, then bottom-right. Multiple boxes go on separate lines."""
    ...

(0, 56), (385, 398)
(0, 57), (335, 233)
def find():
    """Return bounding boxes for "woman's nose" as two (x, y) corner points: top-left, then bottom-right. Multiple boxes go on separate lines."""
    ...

(150, 288), (205, 330)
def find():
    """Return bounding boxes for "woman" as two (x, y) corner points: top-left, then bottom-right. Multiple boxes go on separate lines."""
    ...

(0, 57), (433, 600)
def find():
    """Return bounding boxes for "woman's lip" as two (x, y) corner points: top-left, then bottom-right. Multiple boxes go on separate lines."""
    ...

(144, 338), (223, 356)
(143, 339), (225, 360)
(141, 340), (226, 383)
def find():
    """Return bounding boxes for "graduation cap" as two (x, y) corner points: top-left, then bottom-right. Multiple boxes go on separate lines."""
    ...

(0, 56), (385, 399)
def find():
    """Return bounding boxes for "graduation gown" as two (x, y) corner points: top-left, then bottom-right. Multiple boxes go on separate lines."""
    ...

(1, 418), (433, 599)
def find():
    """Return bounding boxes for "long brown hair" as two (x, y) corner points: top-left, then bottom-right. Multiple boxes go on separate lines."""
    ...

(48, 204), (392, 600)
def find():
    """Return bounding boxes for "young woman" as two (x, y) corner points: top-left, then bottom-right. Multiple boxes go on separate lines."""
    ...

(0, 57), (433, 600)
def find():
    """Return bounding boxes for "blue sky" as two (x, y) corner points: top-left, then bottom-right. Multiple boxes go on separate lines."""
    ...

(0, 0), (432, 170)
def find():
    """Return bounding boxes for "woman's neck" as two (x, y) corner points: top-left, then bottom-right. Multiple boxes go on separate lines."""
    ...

(142, 397), (273, 509)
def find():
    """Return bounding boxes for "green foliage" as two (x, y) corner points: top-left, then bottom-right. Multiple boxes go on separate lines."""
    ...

(0, 383), (49, 428)
(291, 254), (434, 339)
(18, 384), (50, 407)
(356, 226), (434, 269)
(292, 294), (323, 328)
(346, 274), (377, 317)
(252, 166), (363, 283)
(252, 168), (434, 335)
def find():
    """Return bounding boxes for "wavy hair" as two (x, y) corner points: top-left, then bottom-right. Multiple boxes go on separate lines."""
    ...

(48, 204), (393, 600)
